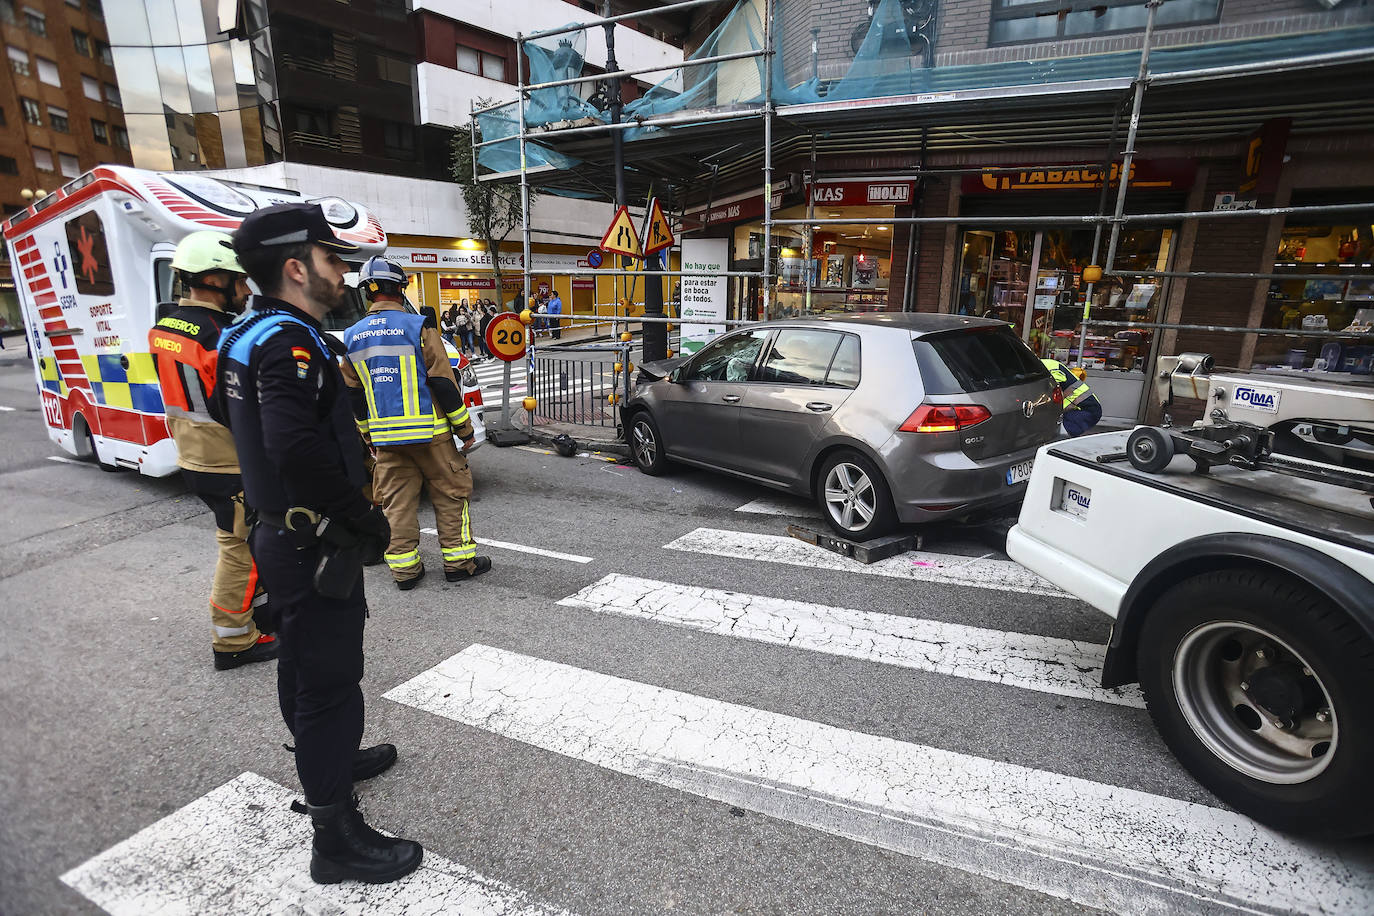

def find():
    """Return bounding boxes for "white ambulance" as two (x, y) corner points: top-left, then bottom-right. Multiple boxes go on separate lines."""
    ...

(2, 165), (482, 475)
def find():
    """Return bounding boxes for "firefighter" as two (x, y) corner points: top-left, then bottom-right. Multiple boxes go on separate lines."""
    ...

(340, 256), (491, 590)
(214, 203), (420, 885)
(148, 231), (277, 670)
(1042, 358), (1103, 437)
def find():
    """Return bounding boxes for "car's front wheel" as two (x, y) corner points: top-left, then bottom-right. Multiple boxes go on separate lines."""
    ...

(628, 410), (670, 476)
(1137, 568), (1374, 838)
(815, 449), (896, 540)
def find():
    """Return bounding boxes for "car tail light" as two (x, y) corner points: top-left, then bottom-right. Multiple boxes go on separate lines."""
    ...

(900, 404), (992, 433)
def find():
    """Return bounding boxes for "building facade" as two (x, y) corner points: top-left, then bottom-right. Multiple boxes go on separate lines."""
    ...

(1, 0), (133, 336)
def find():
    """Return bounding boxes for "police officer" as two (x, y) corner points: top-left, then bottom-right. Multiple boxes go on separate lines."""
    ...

(1042, 358), (1103, 437)
(149, 231), (277, 670)
(340, 257), (491, 590)
(214, 204), (422, 885)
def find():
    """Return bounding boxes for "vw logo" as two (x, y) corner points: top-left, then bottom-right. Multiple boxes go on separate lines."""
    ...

(1022, 400), (1036, 418)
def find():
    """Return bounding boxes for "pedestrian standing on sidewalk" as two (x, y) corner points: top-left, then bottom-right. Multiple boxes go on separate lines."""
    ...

(215, 203), (419, 886)
(149, 231), (278, 671)
(478, 303), (496, 360)
(457, 303), (477, 356)
(547, 289), (563, 340)
(440, 306), (457, 348)
(341, 256), (492, 591)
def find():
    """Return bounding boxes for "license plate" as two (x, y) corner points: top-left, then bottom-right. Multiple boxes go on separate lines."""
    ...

(1005, 459), (1034, 486)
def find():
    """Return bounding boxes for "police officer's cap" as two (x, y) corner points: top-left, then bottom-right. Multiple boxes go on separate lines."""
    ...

(232, 202), (361, 256)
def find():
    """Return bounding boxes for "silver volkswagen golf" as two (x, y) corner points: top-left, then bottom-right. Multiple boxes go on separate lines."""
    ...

(623, 313), (1063, 539)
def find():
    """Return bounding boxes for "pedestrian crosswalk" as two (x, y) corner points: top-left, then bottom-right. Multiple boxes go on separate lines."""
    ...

(62, 498), (1374, 915)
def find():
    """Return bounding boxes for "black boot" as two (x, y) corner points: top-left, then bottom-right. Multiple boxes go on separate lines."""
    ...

(213, 635), (279, 671)
(353, 743), (398, 782)
(307, 796), (423, 885)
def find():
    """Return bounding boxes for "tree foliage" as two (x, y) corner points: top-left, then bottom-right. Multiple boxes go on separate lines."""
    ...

(450, 105), (536, 303)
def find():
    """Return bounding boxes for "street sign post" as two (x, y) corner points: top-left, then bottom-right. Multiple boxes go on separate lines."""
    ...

(485, 311), (532, 445)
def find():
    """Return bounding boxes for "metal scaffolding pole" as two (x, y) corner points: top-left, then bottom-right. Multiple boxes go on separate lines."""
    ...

(761, 0), (775, 322)
(1103, 0), (1162, 280)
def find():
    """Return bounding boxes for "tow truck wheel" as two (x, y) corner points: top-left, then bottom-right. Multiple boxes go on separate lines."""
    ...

(1127, 426), (1174, 473)
(1138, 568), (1374, 838)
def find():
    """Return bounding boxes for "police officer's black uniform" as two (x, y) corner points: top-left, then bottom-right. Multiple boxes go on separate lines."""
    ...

(213, 203), (421, 886)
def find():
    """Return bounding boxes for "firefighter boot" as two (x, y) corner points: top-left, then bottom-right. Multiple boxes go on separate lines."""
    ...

(307, 796), (423, 885)
(213, 634), (279, 671)
(353, 743), (398, 782)
(445, 556), (492, 583)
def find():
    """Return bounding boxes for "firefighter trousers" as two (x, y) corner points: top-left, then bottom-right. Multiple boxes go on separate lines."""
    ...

(251, 525), (365, 807)
(373, 439), (477, 582)
(183, 470), (267, 652)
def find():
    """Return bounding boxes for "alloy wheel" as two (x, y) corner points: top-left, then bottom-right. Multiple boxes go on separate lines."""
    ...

(823, 462), (876, 533)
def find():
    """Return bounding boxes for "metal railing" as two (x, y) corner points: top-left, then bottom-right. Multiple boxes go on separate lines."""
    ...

(525, 342), (632, 431)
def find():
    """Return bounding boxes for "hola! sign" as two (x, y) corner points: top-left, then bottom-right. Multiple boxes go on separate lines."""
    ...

(962, 159), (1196, 193)
(810, 181), (914, 206)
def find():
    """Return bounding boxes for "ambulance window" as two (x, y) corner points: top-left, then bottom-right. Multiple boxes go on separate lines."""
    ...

(154, 258), (173, 304)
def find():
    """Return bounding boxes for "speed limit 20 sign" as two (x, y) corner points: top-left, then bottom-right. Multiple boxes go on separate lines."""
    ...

(485, 311), (528, 362)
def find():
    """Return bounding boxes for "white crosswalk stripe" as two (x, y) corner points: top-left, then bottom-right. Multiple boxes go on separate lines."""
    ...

(665, 526), (1066, 596)
(734, 495), (825, 520)
(557, 573), (1143, 706)
(61, 772), (572, 916)
(385, 644), (1372, 916)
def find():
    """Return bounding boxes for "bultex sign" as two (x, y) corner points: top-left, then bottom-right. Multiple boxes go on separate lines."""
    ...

(809, 181), (914, 206)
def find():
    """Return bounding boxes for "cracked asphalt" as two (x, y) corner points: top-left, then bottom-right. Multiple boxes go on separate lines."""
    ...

(1, 354), (1369, 915)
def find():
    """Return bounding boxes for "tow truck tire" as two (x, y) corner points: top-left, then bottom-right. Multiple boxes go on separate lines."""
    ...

(1127, 426), (1174, 473)
(1137, 568), (1374, 838)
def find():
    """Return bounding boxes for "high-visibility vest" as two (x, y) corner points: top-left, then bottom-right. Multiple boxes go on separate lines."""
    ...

(343, 311), (451, 446)
(1041, 358), (1092, 409)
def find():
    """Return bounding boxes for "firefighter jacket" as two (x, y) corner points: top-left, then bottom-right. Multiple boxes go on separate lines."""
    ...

(1041, 358), (1092, 409)
(148, 297), (239, 473)
(212, 298), (370, 519)
(340, 301), (473, 447)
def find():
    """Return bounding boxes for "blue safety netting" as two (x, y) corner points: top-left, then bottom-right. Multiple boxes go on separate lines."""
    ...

(481, 0), (1374, 170)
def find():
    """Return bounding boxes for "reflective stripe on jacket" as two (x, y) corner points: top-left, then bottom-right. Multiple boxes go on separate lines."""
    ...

(149, 298), (238, 473)
(343, 310), (460, 446)
(1041, 358), (1091, 409)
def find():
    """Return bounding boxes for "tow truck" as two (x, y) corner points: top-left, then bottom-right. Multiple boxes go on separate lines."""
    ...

(1007, 354), (1374, 838)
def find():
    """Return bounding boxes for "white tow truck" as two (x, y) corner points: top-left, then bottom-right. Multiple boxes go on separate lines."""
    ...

(1008, 354), (1374, 838)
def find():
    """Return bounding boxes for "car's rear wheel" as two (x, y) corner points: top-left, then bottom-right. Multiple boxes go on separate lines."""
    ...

(629, 410), (670, 476)
(1137, 568), (1374, 838)
(815, 450), (896, 540)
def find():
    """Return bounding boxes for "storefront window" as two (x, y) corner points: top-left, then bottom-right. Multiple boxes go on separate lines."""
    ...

(955, 225), (1172, 372)
(1257, 217), (1374, 371)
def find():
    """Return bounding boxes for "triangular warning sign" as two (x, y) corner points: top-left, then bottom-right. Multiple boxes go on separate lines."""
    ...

(600, 206), (641, 258)
(642, 198), (675, 256)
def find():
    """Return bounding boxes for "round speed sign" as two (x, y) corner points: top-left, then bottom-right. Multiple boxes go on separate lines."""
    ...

(485, 311), (528, 362)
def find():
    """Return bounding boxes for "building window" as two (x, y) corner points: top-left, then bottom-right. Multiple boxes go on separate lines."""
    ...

(59, 153), (80, 178)
(456, 45), (480, 75)
(375, 53), (411, 85)
(82, 75), (100, 100)
(104, 83), (120, 108)
(33, 147), (53, 171)
(0, 1), (14, 25)
(95, 40), (113, 66)
(113, 125), (129, 149)
(90, 117), (107, 143)
(0, 155), (17, 175)
(456, 45), (505, 80)
(23, 5), (44, 35)
(989, 0), (1222, 44)
(20, 97), (41, 125)
(8, 45), (30, 77)
(72, 29), (90, 56)
(47, 105), (69, 132)
(36, 57), (60, 87)
(381, 120), (415, 160)
(87, 0), (102, 19)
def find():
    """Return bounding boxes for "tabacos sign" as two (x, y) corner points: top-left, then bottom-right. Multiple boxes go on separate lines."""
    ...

(810, 181), (914, 206)
(961, 158), (1196, 193)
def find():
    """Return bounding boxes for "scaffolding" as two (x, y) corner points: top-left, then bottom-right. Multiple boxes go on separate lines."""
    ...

(478, 0), (1374, 433)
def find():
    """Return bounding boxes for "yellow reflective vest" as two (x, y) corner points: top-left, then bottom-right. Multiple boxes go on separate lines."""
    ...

(1041, 358), (1091, 409)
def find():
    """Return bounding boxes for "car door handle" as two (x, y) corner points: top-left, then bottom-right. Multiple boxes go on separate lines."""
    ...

(722, 395), (741, 403)
(805, 401), (832, 412)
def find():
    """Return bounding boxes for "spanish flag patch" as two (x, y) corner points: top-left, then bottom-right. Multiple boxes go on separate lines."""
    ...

(292, 346), (311, 379)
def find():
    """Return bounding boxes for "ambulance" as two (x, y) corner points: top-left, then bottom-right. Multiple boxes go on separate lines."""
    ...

(2, 165), (483, 475)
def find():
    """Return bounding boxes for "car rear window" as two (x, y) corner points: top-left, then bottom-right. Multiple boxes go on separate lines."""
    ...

(913, 326), (1049, 394)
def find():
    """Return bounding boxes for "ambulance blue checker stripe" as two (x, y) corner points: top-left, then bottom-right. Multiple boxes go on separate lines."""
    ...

(130, 384), (164, 413)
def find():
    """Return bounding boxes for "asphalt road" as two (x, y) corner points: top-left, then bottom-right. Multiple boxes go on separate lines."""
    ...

(1, 352), (1370, 916)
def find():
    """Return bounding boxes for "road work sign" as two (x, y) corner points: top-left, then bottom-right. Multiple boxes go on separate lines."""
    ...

(642, 199), (675, 256)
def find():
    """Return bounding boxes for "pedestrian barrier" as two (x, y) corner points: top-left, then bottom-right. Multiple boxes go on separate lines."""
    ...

(524, 342), (632, 431)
